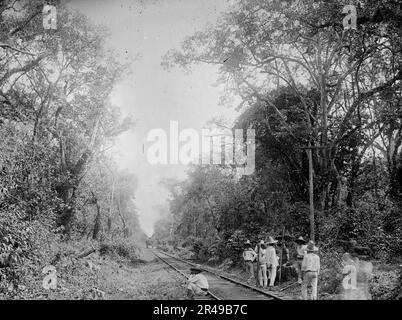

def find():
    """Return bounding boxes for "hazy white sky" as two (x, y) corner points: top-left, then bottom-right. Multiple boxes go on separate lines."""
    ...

(69, 0), (238, 236)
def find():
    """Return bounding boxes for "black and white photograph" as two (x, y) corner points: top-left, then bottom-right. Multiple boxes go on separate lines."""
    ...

(0, 0), (401, 305)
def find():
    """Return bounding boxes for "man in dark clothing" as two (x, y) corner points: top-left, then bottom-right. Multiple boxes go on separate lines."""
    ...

(278, 240), (292, 282)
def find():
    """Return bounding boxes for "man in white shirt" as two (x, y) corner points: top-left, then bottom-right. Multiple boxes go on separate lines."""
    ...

(242, 240), (257, 283)
(294, 236), (307, 284)
(301, 241), (320, 300)
(266, 236), (279, 287)
(256, 240), (268, 288)
(187, 265), (209, 298)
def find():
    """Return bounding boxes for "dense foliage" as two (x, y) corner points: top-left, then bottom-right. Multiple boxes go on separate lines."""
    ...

(0, 0), (143, 296)
(154, 0), (402, 264)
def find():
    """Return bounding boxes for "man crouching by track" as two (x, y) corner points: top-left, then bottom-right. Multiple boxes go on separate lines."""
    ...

(187, 265), (209, 298)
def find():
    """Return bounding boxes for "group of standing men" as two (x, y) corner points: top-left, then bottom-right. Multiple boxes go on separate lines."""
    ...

(242, 236), (320, 300)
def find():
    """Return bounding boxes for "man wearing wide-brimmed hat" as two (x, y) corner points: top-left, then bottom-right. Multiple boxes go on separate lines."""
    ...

(266, 236), (279, 287)
(187, 264), (209, 298)
(301, 241), (320, 300)
(255, 240), (268, 288)
(242, 240), (257, 283)
(294, 236), (307, 284)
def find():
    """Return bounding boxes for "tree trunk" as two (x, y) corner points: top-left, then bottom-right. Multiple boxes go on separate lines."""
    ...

(107, 177), (116, 233)
(92, 198), (101, 240)
(346, 158), (359, 207)
(56, 184), (76, 236)
(117, 195), (129, 237)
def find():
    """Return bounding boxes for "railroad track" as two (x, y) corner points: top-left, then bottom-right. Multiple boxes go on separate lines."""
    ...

(153, 250), (220, 300)
(152, 249), (288, 300)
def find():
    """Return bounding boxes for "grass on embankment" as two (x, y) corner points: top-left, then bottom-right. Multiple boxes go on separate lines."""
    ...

(1, 242), (187, 300)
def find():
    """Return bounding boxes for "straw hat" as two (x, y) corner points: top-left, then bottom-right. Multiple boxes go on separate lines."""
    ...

(245, 240), (252, 246)
(306, 241), (318, 252)
(190, 264), (203, 273)
(259, 240), (265, 245)
(295, 236), (306, 244)
(267, 236), (278, 245)
(342, 252), (354, 264)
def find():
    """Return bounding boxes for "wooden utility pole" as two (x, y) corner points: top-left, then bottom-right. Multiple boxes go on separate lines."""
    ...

(307, 147), (314, 242)
(299, 145), (327, 243)
(278, 226), (285, 285)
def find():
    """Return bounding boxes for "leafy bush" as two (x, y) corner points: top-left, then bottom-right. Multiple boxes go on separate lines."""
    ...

(0, 141), (62, 294)
(370, 268), (400, 300)
(224, 230), (248, 263)
(99, 238), (140, 262)
(318, 249), (344, 295)
(319, 196), (399, 260)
